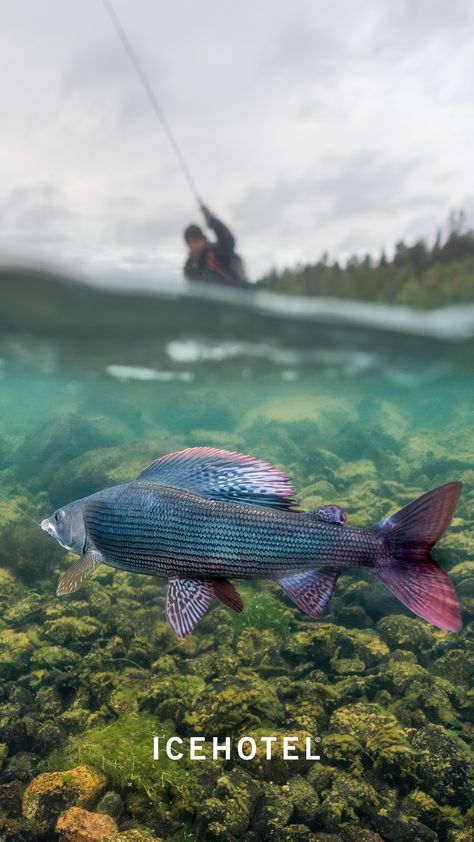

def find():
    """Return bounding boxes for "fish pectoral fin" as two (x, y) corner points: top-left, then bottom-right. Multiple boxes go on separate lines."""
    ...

(278, 569), (340, 618)
(56, 551), (103, 596)
(166, 577), (215, 639)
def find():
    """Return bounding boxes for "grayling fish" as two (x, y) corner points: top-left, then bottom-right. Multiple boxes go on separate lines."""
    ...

(41, 447), (462, 638)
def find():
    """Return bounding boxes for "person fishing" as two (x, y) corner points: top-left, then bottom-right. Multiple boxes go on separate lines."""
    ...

(101, 3), (250, 288)
(184, 204), (248, 287)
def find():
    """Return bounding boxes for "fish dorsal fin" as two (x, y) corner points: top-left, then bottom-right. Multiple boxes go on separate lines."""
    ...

(166, 577), (244, 638)
(137, 447), (296, 510)
(278, 570), (340, 618)
(56, 551), (103, 596)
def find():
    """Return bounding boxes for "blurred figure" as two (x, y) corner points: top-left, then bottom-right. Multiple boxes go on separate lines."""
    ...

(184, 204), (248, 287)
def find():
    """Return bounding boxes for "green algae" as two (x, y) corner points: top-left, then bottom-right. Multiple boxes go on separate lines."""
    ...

(0, 360), (473, 839)
(43, 713), (206, 807)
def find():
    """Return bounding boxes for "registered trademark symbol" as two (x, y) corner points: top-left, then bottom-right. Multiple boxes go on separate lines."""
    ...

(315, 736), (321, 743)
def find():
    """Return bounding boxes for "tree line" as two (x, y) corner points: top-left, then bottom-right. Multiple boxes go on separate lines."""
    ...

(259, 211), (474, 308)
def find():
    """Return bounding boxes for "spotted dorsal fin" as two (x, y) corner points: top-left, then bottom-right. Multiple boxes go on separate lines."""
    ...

(137, 447), (296, 510)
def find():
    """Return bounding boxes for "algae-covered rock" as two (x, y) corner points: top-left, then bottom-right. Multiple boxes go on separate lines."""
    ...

(96, 790), (123, 820)
(411, 725), (474, 809)
(315, 769), (380, 832)
(0, 629), (33, 678)
(56, 806), (118, 841)
(198, 768), (261, 837)
(22, 764), (107, 835)
(16, 414), (110, 489)
(250, 781), (294, 840)
(376, 615), (438, 651)
(184, 673), (282, 734)
(104, 832), (162, 842)
(165, 389), (236, 433)
(235, 730), (316, 785)
(287, 774), (319, 824)
(329, 703), (416, 784)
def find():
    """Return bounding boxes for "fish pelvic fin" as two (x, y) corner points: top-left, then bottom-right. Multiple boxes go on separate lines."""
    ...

(166, 577), (243, 639)
(373, 481), (462, 632)
(56, 550), (103, 596)
(278, 570), (340, 618)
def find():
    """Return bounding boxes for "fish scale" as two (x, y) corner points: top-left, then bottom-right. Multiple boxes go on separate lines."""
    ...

(85, 481), (379, 579)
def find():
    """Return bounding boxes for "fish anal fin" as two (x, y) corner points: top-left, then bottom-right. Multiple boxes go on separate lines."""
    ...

(56, 551), (103, 596)
(278, 570), (340, 618)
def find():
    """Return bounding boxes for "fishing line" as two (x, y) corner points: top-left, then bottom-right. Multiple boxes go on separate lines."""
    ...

(0, 490), (41, 528)
(101, 0), (201, 203)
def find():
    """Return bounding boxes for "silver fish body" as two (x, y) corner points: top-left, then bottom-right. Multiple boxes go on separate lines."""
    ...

(41, 446), (462, 638)
(82, 481), (380, 579)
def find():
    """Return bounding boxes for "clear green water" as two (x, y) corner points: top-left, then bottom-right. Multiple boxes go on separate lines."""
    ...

(0, 274), (473, 841)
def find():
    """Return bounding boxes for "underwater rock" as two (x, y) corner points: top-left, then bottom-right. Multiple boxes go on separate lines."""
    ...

(410, 725), (474, 809)
(0, 779), (23, 817)
(1, 751), (40, 784)
(376, 615), (438, 652)
(329, 704), (415, 785)
(96, 791), (123, 820)
(198, 768), (261, 838)
(0, 630), (33, 679)
(43, 616), (106, 648)
(0, 567), (28, 610)
(315, 768), (380, 832)
(277, 826), (317, 842)
(104, 832), (162, 842)
(286, 775), (319, 824)
(56, 806), (118, 842)
(234, 731), (315, 784)
(341, 830), (384, 842)
(183, 673), (282, 735)
(165, 389), (235, 433)
(22, 764), (107, 836)
(15, 414), (112, 490)
(250, 781), (294, 840)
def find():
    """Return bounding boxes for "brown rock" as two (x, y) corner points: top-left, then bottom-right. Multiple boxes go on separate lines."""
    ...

(56, 806), (118, 841)
(22, 764), (107, 835)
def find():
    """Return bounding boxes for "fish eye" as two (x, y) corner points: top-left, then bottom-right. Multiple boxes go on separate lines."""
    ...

(54, 510), (65, 523)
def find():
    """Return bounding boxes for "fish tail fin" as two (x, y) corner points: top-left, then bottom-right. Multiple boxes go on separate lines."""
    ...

(373, 481), (462, 632)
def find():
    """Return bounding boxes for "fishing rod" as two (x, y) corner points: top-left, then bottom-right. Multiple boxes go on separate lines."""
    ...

(101, 0), (202, 205)
(0, 489), (41, 527)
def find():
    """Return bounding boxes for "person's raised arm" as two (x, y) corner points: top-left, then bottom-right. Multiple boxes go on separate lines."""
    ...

(200, 203), (235, 252)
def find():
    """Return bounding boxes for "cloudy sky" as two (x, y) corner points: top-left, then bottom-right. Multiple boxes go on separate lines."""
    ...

(1, 0), (473, 284)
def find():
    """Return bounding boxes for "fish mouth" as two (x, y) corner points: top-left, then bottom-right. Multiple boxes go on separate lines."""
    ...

(41, 518), (58, 539)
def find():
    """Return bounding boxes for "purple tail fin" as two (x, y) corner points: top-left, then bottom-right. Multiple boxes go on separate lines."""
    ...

(374, 482), (462, 632)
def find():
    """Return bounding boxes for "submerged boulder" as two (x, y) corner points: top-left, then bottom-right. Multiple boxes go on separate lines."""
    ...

(165, 389), (236, 434)
(410, 725), (474, 809)
(22, 764), (107, 835)
(198, 768), (261, 838)
(55, 806), (117, 841)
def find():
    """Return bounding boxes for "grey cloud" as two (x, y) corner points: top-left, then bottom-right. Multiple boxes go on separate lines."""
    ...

(0, 184), (77, 244)
(232, 152), (441, 240)
(380, 0), (474, 44)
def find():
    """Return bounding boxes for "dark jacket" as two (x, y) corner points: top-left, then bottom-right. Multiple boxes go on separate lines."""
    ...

(184, 217), (248, 287)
